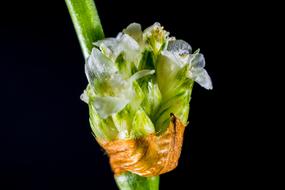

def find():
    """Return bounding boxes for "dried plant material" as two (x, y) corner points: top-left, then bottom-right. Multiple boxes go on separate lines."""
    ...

(97, 114), (185, 177)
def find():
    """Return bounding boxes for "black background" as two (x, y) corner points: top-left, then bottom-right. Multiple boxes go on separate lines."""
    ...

(0, 0), (273, 189)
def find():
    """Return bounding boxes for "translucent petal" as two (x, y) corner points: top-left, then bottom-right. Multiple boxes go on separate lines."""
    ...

(123, 23), (143, 43)
(161, 49), (190, 68)
(90, 69), (155, 118)
(85, 48), (117, 86)
(94, 38), (117, 50)
(120, 34), (140, 50)
(104, 73), (132, 96)
(190, 53), (205, 68)
(117, 34), (140, 62)
(143, 22), (162, 36)
(94, 34), (140, 62)
(161, 50), (183, 67)
(93, 96), (130, 119)
(190, 68), (213, 90)
(143, 22), (169, 53)
(80, 90), (89, 104)
(94, 38), (117, 58)
(167, 39), (192, 55)
(143, 22), (169, 39)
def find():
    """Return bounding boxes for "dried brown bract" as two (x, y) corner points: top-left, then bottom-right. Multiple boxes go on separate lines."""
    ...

(97, 114), (185, 177)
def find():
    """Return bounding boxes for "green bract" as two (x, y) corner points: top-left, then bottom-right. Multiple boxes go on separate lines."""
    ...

(81, 22), (212, 140)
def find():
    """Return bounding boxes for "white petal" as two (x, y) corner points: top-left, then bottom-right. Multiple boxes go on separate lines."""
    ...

(161, 50), (188, 67)
(80, 90), (89, 104)
(85, 48), (117, 85)
(123, 23), (143, 43)
(94, 34), (140, 62)
(119, 34), (140, 51)
(93, 96), (130, 119)
(94, 38), (117, 58)
(143, 22), (162, 36)
(190, 53), (205, 68)
(167, 39), (192, 55)
(94, 38), (117, 49)
(143, 22), (170, 53)
(190, 68), (213, 90)
(161, 50), (183, 67)
(117, 34), (141, 64)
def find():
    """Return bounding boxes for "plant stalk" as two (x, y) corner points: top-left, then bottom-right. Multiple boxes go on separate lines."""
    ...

(65, 0), (104, 59)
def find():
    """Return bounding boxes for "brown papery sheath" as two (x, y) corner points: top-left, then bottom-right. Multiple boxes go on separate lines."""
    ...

(96, 114), (186, 177)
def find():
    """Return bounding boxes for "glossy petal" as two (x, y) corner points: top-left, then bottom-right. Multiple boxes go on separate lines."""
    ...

(85, 48), (117, 86)
(93, 96), (130, 119)
(190, 53), (205, 68)
(167, 39), (192, 55)
(190, 67), (213, 90)
(123, 23), (143, 44)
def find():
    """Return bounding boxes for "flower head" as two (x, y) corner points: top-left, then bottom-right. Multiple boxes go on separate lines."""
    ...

(81, 22), (212, 140)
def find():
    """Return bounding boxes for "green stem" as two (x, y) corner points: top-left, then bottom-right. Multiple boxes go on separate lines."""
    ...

(65, 0), (104, 59)
(65, 0), (159, 189)
(115, 172), (159, 190)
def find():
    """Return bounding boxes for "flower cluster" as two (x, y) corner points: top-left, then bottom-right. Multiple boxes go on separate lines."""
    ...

(81, 22), (212, 140)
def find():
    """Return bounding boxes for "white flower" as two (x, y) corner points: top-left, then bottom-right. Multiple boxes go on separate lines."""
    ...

(94, 33), (141, 64)
(83, 48), (154, 119)
(188, 51), (213, 90)
(81, 22), (213, 140)
(162, 40), (213, 90)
